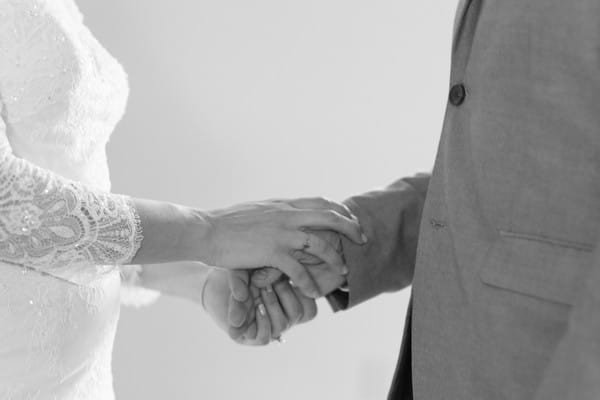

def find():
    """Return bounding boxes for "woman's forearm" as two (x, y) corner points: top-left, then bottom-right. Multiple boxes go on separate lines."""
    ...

(129, 198), (214, 265)
(135, 261), (212, 304)
(127, 197), (364, 298)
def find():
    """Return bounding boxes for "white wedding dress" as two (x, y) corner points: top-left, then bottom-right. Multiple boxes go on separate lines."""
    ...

(0, 0), (157, 398)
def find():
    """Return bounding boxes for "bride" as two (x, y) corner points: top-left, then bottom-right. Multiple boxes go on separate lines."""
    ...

(0, 0), (366, 398)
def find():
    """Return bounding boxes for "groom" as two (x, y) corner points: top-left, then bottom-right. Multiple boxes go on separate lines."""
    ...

(231, 0), (600, 399)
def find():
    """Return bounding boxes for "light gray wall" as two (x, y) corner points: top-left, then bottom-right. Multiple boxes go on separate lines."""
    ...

(77, 1), (455, 399)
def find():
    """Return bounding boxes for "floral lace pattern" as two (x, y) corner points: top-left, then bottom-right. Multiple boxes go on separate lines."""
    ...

(0, 0), (148, 398)
(0, 139), (143, 284)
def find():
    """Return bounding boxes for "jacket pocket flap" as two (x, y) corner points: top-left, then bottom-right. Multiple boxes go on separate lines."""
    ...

(480, 232), (593, 305)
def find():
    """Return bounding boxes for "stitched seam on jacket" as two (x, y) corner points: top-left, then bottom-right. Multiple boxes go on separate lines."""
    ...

(498, 230), (593, 252)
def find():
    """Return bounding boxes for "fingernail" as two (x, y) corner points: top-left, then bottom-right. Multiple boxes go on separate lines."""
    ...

(266, 284), (273, 293)
(258, 303), (266, 316)
(361, 233), (368, 243)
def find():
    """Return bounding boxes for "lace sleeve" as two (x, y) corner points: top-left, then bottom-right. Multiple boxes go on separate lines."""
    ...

(0, 115), (143, 284)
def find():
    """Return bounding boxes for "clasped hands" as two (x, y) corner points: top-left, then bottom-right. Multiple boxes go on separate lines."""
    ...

(142, 197), (364, 345)
(207, 229), (348, 345)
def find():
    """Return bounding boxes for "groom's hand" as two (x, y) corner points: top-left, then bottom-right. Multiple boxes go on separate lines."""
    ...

(226, 230), (347, 344)
(227, 274), (318, 345)
(250, 230), (346, 295)
(203, 269), (273, 345)
(202, 268), (315, 346)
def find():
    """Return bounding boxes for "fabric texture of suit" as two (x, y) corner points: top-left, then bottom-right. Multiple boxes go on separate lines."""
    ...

(329, 0), (600, 398)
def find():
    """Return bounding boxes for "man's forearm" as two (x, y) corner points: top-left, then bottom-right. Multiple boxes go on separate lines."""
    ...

(328, 174), (430, 310)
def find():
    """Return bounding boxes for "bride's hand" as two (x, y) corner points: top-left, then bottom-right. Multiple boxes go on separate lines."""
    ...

(203, 269), (315, 346)
(201, 198), (365, 298)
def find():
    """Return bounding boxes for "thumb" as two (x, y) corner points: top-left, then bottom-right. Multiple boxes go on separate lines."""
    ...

(228, 294), (250, 328)
(228, 270), (250, 302)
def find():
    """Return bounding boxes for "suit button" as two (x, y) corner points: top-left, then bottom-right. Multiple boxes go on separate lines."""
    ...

(449, 83), (466, 106)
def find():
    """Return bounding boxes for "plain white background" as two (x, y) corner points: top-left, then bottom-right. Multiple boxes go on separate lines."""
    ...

(77, 1), (456, 399)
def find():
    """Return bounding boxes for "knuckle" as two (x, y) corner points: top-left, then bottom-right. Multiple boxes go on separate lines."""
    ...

(317, 196), (331, 207)
(325, 210), (339, 222)
(340, 203), (352, 216)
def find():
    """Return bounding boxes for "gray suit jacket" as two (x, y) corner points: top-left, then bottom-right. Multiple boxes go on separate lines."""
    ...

(330, 0), (600, 398)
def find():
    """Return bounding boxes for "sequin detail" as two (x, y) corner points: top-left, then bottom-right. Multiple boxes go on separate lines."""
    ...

(0, 145), (143, 281)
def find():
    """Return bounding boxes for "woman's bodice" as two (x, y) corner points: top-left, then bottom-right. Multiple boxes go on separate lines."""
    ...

(0, 0), (128, 190)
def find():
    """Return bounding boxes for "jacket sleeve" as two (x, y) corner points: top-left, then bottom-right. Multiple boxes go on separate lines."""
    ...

(533, 242), (600, 400)
(328, 174), (430, 311)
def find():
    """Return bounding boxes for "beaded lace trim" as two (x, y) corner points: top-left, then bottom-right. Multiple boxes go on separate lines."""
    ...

(0, 140), (144, 284)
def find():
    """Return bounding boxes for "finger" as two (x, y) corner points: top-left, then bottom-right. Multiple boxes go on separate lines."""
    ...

(292, 248), (324, 266)
(228, 300), (257, 341)
(287, 197), (357, 220)
(228, 270), (250, 302)
(245, 285), (261, 326)
(297, 233), (347, 275)
(273, 279), (304, 326)
(229, 320), (258, 344)
(229, 290), (259, 342)
(292, 286), (318, 323)
(254, 301), (272, 346)
(251, 267), (283, 289)
(228, 293), (253, 328)
(290, 210), (365, 245)
(229, 320), (252, 342)
(261, 285), (289, 339)
(272, 254), (320, 298)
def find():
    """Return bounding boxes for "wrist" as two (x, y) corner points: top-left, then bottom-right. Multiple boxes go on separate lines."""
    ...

(180, 208), (216, 264)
